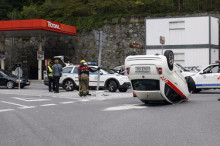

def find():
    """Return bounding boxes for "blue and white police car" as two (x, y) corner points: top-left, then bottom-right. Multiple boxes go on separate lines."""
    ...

(59, 65), (130, 92)
(191, 60), (220, 93)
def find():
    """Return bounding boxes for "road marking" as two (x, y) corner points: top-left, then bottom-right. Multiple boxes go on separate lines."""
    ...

(40, 104), (57, 107)
(1, 101), (31, 108)
(12, 97), (51, 102)
(0, 109), (14, 113)
(103, 104), (147, 111)
(18, 106), (36, 109)
(60, 101), (75, 104)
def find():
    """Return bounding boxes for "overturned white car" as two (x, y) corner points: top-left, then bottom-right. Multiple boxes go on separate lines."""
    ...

(125, 50), (195, 104)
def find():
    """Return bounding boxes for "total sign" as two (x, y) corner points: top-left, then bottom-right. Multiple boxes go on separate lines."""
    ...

(47, 21), (61, 30)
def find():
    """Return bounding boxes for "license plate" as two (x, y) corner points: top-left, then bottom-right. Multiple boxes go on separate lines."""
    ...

(26, 82), (30, 85)
(135, 66), (151, 72)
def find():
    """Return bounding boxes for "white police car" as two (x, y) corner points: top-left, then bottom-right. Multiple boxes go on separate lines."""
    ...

(191, 61), (220, 93)
(125, 50), (194, 104)
(60, 65), (130, 92)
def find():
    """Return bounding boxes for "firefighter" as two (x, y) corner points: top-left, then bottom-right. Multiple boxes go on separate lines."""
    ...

(47, 62), (55, 92)
(78, 60), (99, 97)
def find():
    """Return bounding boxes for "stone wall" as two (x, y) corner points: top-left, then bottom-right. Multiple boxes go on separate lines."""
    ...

(1, 13), (220, 78)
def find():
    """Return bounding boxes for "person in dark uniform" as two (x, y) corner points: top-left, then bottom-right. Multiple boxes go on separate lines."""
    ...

(47, 62), (55, 92)
(78, 60), (100, 97)
(52, 59), (62, 93)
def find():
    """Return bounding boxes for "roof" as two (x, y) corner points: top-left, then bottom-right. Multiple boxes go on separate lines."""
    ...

(0, 19), (76, 37)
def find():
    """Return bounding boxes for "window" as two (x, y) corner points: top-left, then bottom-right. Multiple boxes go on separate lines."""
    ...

(62, 67), (73, 73)
(131, 79), (160, 91)
(164, 84), (183, 103)
(73, 67), (79, 73)
(169, 21), (185, 30)
(203, 65), (219, 73)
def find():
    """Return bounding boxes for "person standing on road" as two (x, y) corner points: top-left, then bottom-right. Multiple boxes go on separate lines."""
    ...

(78, 60), (99, 97)
(47, 62), (55, 92)
(52, 59), (62, 93)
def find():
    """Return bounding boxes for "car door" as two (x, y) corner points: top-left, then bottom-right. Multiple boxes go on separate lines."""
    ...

(196, 65), (219, 88)
(89, 67), (98, 87)
(0, 72), (4, 86)
(0, 71), (8, 86)
(59, 67), (74, 84)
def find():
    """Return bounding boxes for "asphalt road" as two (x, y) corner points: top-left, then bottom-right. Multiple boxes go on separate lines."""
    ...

(0, 84), (220, 146)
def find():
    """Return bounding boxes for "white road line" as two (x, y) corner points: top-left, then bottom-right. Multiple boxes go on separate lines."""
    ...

(60, 101), (75, 104)
(1, 101), (30, 108)
(103, 104), (147, 111)
(12, 97), (51, 102)
(18, 106), (36, 109)
(0, 109), (14, 113)
(40, 104), (57, 107)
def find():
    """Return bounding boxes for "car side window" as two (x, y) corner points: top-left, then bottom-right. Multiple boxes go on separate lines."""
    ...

(62, 67), (73, 73)
(73, 67), (78, 73)
(203, 65), (218, 73)
(0, 72), (3, 77)
(90, 67), (98, 74)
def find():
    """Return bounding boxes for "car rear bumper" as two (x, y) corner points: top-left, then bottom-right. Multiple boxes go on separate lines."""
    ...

(119, 82), (131, 89)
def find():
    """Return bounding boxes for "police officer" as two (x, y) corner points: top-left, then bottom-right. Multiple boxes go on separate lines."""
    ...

(78, 60), (99, 97)
(52, 59), (62, 93)
(47, 62), (55, 92)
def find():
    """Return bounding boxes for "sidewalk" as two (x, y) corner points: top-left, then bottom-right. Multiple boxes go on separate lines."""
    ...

(29, 80), (44, 84)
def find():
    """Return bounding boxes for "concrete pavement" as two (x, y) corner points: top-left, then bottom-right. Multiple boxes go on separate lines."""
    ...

(0, 83), (220, 146)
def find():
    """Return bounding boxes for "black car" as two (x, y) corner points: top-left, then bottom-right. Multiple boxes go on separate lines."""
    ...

(0, 69), (30, 89)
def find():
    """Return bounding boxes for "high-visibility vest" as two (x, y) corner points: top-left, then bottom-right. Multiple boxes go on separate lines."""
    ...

(48, 66), (53, 77)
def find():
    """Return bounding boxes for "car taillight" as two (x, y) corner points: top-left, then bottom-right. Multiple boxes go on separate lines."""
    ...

(157, 67), (162, 74)
(133, 92), (137, 97)
(126, 67), (130, 75)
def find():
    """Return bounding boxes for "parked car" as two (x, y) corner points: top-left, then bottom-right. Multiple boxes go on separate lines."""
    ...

(44, 65), (131, 92)
(191, 61), (220, 93)
(125, 50), (195, 104)
(0, 69), (30, 89)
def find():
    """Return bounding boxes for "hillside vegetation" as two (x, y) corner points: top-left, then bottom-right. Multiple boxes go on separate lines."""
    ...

(1, 0), (220, 30)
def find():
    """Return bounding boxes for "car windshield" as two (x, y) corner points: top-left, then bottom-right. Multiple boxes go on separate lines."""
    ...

(64, 57), (70, 63)
(100, 68), (114, 74)
(0, 70), (16, 77)
(175, 64), (190, 71)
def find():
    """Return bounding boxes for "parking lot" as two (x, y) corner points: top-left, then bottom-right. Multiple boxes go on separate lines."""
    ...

(0, 82), (219, 146)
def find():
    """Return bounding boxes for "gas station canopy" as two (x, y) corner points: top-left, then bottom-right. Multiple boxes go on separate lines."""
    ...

(0, 19), (77, 80)
(0, 19), (76, 37)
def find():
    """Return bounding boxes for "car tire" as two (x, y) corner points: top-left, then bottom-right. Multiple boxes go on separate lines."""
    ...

(63, 79), (75, 91)
(107, 80), (118, 92)
(194, 89), (201, 93)
(185, 76), (196, 92)
(164, 50), (174, 71)
(7, 81), (14, 89)
(140, 100), (149, 104)
(118, 88), (127, 92)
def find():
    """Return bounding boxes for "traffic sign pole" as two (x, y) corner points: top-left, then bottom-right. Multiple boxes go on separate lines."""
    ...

(96, 31), (102, 91)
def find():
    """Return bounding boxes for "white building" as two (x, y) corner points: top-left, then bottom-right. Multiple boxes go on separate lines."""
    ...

(145, 15), (219, 69)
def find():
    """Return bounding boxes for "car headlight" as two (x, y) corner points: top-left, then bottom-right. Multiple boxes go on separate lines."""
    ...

(16, 79), (22, 83)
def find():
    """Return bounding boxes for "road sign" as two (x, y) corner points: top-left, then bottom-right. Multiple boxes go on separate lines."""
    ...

(160, 36), (165, 44)
(37, 51), (44, 60)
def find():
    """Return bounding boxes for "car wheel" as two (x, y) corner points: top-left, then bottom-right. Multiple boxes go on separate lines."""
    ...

(185, 76), (196, 92)
(140, 100), (149, 104)
(164, 50), (174, 71)
(107, 80), (118, 92)
(7, 81), (14, 89)
(194, 89), (201, 93)
(118, 88), (127, 92)
(63, 80), (75, 91)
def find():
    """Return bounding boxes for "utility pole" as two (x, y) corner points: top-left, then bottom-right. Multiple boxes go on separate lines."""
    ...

(93, 30), (107, 91)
